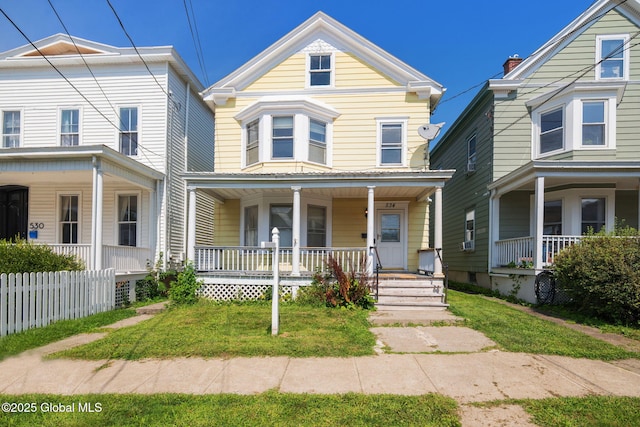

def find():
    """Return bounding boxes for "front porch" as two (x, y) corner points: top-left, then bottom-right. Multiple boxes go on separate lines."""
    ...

(493, 235), (582, 269)
(48, 243), (152, 274)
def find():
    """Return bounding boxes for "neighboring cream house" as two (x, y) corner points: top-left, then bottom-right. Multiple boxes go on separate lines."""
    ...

(430, 0), (640, 302)
(0, 34), (214, 279)
(185, 12), (453, 299)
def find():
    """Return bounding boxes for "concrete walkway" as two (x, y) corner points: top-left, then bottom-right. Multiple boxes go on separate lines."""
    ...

(1, 303), (639, 426)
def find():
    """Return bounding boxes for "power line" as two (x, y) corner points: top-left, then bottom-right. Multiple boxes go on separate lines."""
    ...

(183, 0), (209, 86)
(0, 5), (166, 162)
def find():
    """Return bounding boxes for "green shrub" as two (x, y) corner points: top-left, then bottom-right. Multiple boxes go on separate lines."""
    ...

(553, 227), (640, 325)
(168, 263), (202, 305)
(306, 256), (375, 310)
(0, 239), (84, 273)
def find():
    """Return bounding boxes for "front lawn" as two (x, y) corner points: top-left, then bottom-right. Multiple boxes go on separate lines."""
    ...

(0, 392), (461, 427)
(521, 396), (640, 427)
(447, 290), (638, 360)
(53, 301), (376, 360)
(0, 308), (137, 361)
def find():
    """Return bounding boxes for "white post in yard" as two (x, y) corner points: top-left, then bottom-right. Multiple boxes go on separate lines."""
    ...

(271, 227), (280, 336)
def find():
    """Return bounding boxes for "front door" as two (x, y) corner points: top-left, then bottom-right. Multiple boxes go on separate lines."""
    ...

(0, 186), (29, 241)
(376, 210), (405, 269)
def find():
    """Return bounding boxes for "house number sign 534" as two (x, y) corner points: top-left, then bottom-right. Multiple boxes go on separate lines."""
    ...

(385, 203), (396, 208)
(29, 223), (44, 230)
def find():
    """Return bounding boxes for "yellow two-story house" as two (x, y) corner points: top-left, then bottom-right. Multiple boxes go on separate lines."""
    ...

(184, 12), (453, 300)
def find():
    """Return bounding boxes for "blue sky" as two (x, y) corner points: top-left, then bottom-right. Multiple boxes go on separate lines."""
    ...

(0, 0), (595, 142)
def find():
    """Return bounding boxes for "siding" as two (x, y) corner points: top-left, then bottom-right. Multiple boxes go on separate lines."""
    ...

(431, 93), (493, 274)
(195, 191), (216, 245)
(214, 200), (241, 246)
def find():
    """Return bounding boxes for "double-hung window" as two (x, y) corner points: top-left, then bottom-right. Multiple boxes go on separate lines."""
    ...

(467, 134), (477, 172)
(540, 107), (563, 154)
(270, 205), (293, 247)
(60, 109), (79, 146)
(379, 122), (404, 165)
(246, 119), (259, 166)
(244, 205), (258, 246)
(119, 107), (138, 156)
(543, 200), (563, 235)
(60, 195), (79, 244)
(307, 205), (326, 247)
(309, 54), (331, 86)
(581, 198), (605, 234)
(597, 35), (628, 79)
(272, 116), (294, 159)
(308, 119), (327, 164)
(2, 111), (20, 148)
(582, 101), (605, 146)
(465, 209), (475, 249)
(118, 195), (137, 246)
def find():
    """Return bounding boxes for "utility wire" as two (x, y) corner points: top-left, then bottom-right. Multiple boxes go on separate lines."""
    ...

(183, 0), (209, 85)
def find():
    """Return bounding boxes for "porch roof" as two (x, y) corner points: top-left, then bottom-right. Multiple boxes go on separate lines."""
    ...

(183, 169), (454, 202)
(0, 145), (164, 189)
(489, 160), (640, 197)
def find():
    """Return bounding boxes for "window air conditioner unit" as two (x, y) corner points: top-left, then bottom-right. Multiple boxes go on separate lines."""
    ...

(465, 162), (476, 174)
(460, 241), (474, 251)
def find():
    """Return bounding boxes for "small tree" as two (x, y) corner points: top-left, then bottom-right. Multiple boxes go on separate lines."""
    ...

(168, 263), (202, 305)
(0, 239), (84, 273)
(553, 226), (640, 325)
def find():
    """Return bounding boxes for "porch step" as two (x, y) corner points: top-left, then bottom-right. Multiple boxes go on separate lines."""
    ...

(374, 277), (447, 309)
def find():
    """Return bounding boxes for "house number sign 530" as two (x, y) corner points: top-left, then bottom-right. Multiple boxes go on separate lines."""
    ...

(29, 223), (44, 230)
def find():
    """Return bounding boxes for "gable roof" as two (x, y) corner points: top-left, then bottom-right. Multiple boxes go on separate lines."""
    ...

(494, 0), (640, 85)
(202, 11), (444, 110)
(0, 33), (205, 91)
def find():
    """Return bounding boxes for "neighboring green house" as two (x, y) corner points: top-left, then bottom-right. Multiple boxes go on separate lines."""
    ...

(430, 0), (640, 302)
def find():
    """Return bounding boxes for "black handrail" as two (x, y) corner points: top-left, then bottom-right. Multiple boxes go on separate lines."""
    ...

(435, 248), (449, 304)
(370, 245), (383, 301)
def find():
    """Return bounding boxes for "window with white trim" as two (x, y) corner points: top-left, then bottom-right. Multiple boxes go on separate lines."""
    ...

(272, 116), (294, 159)
(464, 209), (475, 250)
(270, 204), (293, 247)
(244, 205), (258, 246)
(60, 109), (79, 146)
(379, 121), (405, 166)
(581, 198), (605, 234)
(597, 35), (628, 80)
(246, 119), (259, 166)
(308, 119), (327, 164)
(307, 205), (326, 247)
(539, 107), (564, 154)
(582, 101), (605, 146)
(118, 195), (138, 246)
(544, 200), (562, 235)
(309, 54), (331, 86)
(2, 111), (20, 148)
(59, 194), (79, 244)
(467, 133), (477, 172)
(119, 107), (138, 156)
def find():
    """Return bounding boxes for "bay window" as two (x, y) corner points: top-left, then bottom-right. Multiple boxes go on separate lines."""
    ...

(581, 198), (605, 234)
(582, 101), (605, 146)
(540, 107), (564, 154)
(272, 116), (294, 159)
(270, 205), (293, 247)
(308, 119), (327, 164)
(246, 119), (259, 166)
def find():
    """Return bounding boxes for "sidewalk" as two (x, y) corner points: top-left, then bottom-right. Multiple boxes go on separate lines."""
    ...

(0, 304), (639, 425)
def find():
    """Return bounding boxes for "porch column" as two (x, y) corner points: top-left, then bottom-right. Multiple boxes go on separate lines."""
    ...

(91, 157), (103, 270)
(489, 190), (500, 270)
(186, 187), (197, 265)
(434, 186), (443, 278)
(291, 186), (301, 276)
(533, 176), (545, 271)
(366, 186), (375, 275)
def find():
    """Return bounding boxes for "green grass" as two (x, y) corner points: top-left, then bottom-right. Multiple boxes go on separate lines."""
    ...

(0, 308), (137, 361)
(53, 301), (376, 360)
(520, 396), (640, 427)
(447, 290), (638, 360)
(0, 392), (461, 427)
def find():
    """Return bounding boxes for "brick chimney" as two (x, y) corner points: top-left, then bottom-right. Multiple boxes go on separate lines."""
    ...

(503, 55), (523, 76)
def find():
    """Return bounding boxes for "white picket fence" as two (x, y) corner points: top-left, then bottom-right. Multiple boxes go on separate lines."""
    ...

(0, 269), (116, 337)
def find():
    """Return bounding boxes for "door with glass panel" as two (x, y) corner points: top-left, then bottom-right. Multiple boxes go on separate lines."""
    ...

(376, 210), (404, 269)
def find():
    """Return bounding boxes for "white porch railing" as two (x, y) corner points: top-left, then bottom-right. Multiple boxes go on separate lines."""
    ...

(48, 244), (92, 268)
(47, 244), (151, 273)
(195, 246), (367, 275)
(494, 235), (583, 268)
(102, 245), (151, 273)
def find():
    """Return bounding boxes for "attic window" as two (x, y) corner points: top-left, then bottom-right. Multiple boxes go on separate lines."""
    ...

(309, 54), (332, 86)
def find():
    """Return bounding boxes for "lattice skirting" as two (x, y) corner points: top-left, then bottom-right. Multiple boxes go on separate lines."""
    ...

(199, 283), (294, 301)
(115, 280), (131, 307)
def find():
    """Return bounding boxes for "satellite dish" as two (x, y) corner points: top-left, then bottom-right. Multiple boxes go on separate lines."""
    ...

(417, 122), (445, 140)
